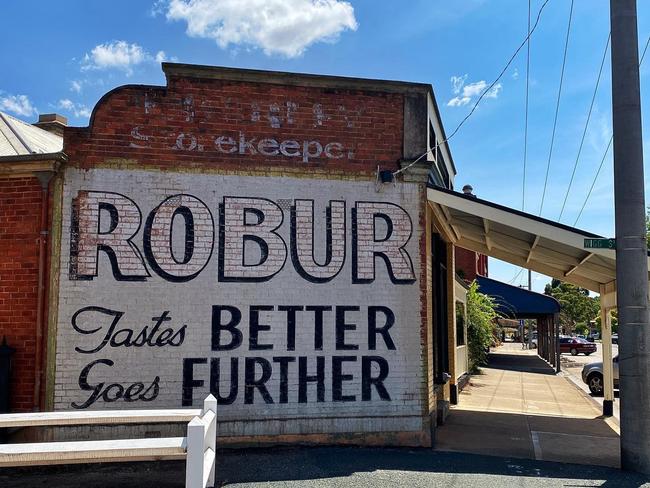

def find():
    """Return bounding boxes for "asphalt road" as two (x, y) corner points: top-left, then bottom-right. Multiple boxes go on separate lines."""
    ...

(2, 447), (649, 487)
(561, 343), (621, 420)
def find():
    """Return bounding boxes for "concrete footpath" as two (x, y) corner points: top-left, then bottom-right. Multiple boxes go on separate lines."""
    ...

(435, 344), (620, 468)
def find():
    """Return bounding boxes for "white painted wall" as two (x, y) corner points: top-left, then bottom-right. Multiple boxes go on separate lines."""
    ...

(54, 168), (424, 436)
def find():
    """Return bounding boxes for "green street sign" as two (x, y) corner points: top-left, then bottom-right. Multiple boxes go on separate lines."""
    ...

(584, 238), (616, 249)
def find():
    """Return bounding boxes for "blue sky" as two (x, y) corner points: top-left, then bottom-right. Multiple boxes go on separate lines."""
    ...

(2, 0), (649, 292)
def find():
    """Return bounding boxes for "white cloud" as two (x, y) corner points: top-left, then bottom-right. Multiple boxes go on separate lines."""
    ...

(483, 82), (502, 98)
(70, 80), (83, 93)
(512, 68), (519, 80)
(447, 96), (471, 107)
(151, 0), (168, 16)
(154, 50), (178, 63)
(163, 0), (358, 58)
(447, 76), (502, 107)
(451, 74), (467, 95)
(57, 99), (91, 118)
(81, 41), (173, 75)
(0, 94), (36, 117)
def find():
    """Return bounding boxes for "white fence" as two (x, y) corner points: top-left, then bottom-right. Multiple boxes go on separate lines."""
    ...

(456, 345), (469, 379)
(0, 395), (217, 488)
(186, 396), (217, 488)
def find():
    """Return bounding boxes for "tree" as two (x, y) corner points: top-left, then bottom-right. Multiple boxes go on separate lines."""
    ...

(466, 281), (499, 372)
(544, 279), (600, 335)
(594, 308), (618, 334)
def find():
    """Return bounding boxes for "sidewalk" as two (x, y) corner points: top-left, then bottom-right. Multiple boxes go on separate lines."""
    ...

(435, 345), (620, 468)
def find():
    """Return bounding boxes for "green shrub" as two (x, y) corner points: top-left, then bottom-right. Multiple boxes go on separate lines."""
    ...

(467, 281), (499, 372)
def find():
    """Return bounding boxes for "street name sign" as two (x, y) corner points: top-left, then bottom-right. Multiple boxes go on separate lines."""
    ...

(584, 238), (616, 249)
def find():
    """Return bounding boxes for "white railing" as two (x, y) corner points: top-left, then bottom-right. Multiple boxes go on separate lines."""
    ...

(456, 345), (469, 379)
(0, 395), (218, 488)
(186, 395), (217, 488)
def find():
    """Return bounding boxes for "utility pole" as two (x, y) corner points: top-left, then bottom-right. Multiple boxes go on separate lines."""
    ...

(610, 0), (650, 474)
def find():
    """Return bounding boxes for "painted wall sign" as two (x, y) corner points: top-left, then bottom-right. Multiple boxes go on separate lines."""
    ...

(55, 168), (423, 436)
(117, 95), (391, 165)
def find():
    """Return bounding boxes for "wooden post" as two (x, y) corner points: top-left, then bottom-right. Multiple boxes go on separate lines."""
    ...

(203, 395), (217, 487)
(185, 416), (206, 488)
(600, 285), (616, 416)
(601, 304), (615, 416)
(447, 245), (458, 404)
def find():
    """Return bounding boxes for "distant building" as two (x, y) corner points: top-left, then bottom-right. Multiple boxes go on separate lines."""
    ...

(456, 247), (488, 282)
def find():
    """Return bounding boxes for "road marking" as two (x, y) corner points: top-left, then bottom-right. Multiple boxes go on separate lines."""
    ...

(530, 431), (542, 460)
(531, 430), (619, 462)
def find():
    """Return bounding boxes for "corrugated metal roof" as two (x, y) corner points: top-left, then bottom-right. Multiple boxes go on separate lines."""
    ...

(427, 186), (620, 293)
(0, 111), (63, 156)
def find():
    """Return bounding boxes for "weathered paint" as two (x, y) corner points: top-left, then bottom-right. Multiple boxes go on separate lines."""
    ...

(54, 168), (424, 437)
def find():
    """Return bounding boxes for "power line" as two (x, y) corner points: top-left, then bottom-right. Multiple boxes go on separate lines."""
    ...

(394, 0), (552, 177)
(522, 0), (531, 211)
(572, 138), (612, 226)
(572, 34), (650, 227)
(558, 33), (610, 221)
(508, 267), (525, 284)
(539, 0), (574, 216)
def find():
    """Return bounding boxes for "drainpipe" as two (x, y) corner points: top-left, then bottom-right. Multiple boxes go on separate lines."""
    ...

(33, 171), (54, 411)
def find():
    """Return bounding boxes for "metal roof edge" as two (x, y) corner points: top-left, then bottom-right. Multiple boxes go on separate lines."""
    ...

(162, 62), (433, 94)
(0, 151), (68, 163)
(428, 184), (602, 238)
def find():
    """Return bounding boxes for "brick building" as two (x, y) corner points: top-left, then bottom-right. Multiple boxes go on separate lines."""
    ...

(456, 247), (488, 282)
(1, 63), (472, 446)
(0, 112), (67, 413)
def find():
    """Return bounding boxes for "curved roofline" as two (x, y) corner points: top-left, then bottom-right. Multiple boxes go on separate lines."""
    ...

(82, 84), (166, 131)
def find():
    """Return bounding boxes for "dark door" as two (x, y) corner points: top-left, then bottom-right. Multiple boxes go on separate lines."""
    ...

(431, 233), (449, 384)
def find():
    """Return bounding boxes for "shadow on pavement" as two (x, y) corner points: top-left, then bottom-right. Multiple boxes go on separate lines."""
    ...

(487, 351), (557, 374)
(1, 447), (649, 487)
(435, 408), (620, 468)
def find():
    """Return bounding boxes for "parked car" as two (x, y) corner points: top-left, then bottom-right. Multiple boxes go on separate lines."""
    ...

(560, 337), (597, 356)
(582, 356), (619, 395)
(611, 333), (619, 345)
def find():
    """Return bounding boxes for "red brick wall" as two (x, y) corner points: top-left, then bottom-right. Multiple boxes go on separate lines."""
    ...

(455, 246), (488, 282)
(477, 253), (488, 277)
(0, 177), (42, 412)
(65, 78), (404, 173)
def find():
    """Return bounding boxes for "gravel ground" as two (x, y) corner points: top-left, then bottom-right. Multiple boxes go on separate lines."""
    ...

(1, 446), (649, 488)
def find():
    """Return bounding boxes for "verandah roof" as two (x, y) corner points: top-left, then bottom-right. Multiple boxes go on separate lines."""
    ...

(426, 186), (629, 295)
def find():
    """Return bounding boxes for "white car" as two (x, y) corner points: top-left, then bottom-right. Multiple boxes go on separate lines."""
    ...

(581, 356), (620, 395)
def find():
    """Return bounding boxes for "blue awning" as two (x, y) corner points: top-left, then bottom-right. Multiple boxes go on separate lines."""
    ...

(476, 275), (560, 318)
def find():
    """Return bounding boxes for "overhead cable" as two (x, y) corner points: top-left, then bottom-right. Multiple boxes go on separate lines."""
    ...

(572, 34), (650, 227)
(539, 0), (574, 216)
(558, 33), (610, 221)
(394, 0), (552, 177)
